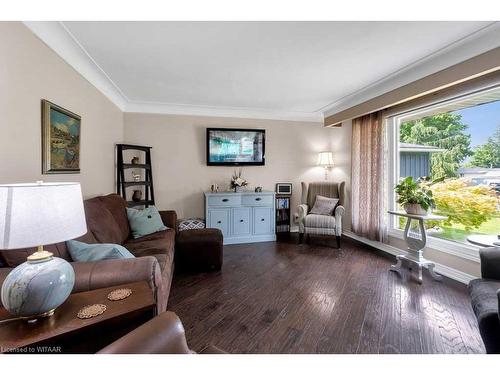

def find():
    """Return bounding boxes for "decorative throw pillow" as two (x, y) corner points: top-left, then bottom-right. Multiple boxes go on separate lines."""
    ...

(126, 206), (168, 239)
(178, 218), (206, 231)
(309, 195), (339, 216)
(67, 240), (134, 262)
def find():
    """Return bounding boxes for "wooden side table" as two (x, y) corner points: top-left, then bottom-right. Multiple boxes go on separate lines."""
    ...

(388, 210), (447, 284)
(0, 281), (155, 353)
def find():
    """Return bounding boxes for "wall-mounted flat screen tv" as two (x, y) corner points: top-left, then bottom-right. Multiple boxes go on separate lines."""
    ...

(207, 128), (265, 166)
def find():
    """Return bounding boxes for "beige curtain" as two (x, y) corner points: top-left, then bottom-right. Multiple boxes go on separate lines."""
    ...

(351, 111), (387, 241)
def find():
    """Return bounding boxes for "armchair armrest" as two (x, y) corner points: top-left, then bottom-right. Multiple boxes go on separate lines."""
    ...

(97, 311), (192, 354)
(297, 204), (308, 233)
(480, 247), (500, 280)
(159, 210), (177, 232)
(0, 267), (13, 308)
(334, 205), (345, 236)
(72, 256), (165, 312)
(1, 257), (165, 312)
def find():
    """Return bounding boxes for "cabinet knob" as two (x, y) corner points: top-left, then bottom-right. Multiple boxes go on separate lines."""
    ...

(255, 197), (262, 201)
(217, 220), (222, 224)
(222, 198), (229, 202)
(240, 219), (244, 222)
(261, 218), (265, 221)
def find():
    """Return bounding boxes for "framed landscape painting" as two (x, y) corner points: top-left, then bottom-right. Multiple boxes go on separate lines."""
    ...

(41, 100), (81, 174)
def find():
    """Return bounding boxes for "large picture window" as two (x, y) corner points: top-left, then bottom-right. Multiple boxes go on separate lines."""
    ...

(389, 87), (500, 249)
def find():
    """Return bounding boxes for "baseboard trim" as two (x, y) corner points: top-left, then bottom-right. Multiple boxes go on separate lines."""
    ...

(343, 230), (475, 285)
(223, 235), (277, 245)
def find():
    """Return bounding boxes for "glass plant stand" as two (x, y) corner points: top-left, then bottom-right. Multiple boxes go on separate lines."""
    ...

(388, 210), (447, 284)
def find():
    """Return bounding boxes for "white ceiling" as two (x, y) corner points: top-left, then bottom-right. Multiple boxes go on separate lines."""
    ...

(26, 21), (500, 121)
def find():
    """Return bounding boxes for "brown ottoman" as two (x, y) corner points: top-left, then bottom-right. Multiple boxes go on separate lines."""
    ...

(175, 228), (223, 271)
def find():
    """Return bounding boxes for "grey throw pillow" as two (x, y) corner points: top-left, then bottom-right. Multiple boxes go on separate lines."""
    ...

(309, 195), (339, 216)
(67, 240), (135, 262)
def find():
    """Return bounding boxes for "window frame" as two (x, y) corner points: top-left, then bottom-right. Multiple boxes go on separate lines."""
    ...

(386, 108), (487, 263)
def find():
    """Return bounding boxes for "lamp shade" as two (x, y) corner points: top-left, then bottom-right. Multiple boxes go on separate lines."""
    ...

(0, 182), (87, 249)
(317, 151), (334, 167)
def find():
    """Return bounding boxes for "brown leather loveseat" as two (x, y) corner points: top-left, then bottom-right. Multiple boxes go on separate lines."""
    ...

(0, 194), (176, 313)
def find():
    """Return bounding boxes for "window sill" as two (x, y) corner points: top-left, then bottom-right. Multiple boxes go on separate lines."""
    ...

(387, 228), (480, 263)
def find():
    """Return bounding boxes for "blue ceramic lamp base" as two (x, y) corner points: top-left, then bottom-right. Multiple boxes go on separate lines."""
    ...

(0, 246), (75, 322)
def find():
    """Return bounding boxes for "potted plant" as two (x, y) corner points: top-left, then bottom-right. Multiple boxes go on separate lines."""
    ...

(394, 176), (443, 215)
(230, 169), (248, 192)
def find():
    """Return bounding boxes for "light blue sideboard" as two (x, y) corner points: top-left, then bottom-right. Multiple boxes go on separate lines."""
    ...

(204, 191), (276, 244)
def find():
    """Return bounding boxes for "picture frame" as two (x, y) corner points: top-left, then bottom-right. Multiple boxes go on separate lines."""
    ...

(276, 183), (292, 195)
(41, 99), (81, 174)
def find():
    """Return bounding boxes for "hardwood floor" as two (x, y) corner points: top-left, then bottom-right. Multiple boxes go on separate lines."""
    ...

(168, 234), (485, 354)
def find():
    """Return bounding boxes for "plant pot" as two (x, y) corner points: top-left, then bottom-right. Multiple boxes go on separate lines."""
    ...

(234, 186), (245, 193)
(403, 203), (428, 215)
(132, 190), (143, 202)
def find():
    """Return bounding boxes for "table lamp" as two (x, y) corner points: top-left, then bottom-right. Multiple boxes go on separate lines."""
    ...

(317, 151), (334, 180)
(0, 182), (87, 322)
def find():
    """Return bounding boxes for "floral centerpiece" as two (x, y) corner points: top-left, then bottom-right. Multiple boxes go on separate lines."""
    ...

(230, 169), (248, 192)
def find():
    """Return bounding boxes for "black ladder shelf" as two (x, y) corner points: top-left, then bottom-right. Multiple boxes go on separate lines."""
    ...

(116, 144), (155, 208)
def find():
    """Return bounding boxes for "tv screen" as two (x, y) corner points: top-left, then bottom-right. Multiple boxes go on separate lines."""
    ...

(207, 128), (265, 166)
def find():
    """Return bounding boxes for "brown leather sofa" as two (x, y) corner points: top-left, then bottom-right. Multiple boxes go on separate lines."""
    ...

(97, 311), (225, 354)
(0, 194), (177, 313)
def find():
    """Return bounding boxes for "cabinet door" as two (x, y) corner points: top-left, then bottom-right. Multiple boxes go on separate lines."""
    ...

(208, 208), (230, 237)
(253, 207), (273, 235)
(232, 207), (251, 236)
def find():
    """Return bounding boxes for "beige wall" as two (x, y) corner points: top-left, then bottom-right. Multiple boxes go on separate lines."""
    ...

(1, 21), (478, 279)
(124, 113), (352, 224)
(0, 22), (123, 197)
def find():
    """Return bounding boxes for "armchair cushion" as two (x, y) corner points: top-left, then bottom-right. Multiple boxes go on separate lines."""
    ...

(309, 195), (339, 216)
(124, 229), (175, 258)
(304, 214), (336, 235)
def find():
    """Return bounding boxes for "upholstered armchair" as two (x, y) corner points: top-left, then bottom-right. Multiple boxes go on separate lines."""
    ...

(297, 181), (345, 247)
(468, 247), (500, 353)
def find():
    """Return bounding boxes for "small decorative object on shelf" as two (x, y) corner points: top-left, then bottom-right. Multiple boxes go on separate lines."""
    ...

(255, 186), (263, 192)
(276, 183), (292, 195)
(107, 288), (132, 301)
(132, 171), (141, 182)
(77, 304), (107, 319)
(394, 176), (444, 215)
(132, 190), (142, 202)
(210, 183), (219, 192)
(230, 168), (248, 192)
(131, 156), (140, 164)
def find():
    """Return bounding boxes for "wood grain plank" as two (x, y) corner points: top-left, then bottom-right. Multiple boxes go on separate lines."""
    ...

(168, 234), (484, 354)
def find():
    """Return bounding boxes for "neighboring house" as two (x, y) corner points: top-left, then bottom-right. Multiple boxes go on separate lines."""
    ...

(399, 143), (444, 180)
(458, 167), (500, 193)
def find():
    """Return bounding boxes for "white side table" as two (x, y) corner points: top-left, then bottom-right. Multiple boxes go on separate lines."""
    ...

(388, 210), (447, 284)
(467, 234), (500, 247)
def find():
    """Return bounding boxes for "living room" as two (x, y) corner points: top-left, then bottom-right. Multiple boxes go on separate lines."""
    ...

(1, 1), (500, 373)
